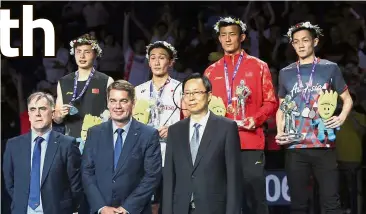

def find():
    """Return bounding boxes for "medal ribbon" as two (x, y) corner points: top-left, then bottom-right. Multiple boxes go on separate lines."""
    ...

(296, 58), (318, 105)
(149, 77), (171, 107)
(224, 51), (244, 105)
(70, 68), (95, 104)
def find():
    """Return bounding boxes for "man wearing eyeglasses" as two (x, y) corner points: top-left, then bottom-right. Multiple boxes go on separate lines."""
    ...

(162, 73), (242, 214)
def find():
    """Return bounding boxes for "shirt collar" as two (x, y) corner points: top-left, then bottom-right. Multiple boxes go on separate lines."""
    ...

(112, 117), (133, 134)
(31, 128), (52, 143)
(190, 111), (210, 128)
(223, 49), (246, 61)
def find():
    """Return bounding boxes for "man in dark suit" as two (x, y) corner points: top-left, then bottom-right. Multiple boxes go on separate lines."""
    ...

(162, 73), (242, 214)
(82, 80), (162, 214)
(3, 92), (82, 214)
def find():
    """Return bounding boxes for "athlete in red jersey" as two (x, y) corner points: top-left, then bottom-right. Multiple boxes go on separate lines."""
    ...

(204, 17), (277, 214)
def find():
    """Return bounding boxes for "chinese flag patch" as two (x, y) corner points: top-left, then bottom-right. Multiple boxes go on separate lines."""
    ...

(92, 88), (99, 94)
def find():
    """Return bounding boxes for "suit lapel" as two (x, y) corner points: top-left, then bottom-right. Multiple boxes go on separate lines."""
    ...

(114, 119), (141, 177)
(102, 120), (115, 170)
(180, 118), (193, 168)
(41, 131), (60, 186)
(193, 113), (216, 171)
(23, 133), (32, 189)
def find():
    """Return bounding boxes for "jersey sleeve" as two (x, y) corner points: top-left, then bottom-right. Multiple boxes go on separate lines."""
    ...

(278, 69), (287, 98)
(204, 66), (214, 82)
(253, 63), (278, 126)
(331, 64), (348, 94)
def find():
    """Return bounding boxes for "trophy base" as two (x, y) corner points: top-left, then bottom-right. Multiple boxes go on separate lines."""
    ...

(277, 133), (303, 145)
(234, 120), (250, 127)
(234, 120), (244, 127)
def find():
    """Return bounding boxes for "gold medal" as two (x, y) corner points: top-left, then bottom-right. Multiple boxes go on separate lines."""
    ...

(227, 104), (234, 114)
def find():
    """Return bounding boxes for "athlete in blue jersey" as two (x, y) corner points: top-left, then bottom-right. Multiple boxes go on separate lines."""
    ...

(275, 22), (353, 213)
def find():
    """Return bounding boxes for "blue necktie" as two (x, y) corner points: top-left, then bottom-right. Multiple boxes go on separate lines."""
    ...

(114, 129), (124, 170)
(28, 136), (43, 210)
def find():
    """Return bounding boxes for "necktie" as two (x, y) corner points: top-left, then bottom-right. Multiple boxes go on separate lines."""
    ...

(28, 136), (43, 210)
(114, 128), (124, 170)
(190, 123), (201, 164)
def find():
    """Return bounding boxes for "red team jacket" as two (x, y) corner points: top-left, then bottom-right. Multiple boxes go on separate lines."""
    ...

(204, 51), (278, 150)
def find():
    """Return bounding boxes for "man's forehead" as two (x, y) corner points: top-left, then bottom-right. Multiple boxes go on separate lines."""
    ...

(109, 94), (130, 100)
(220, 25), (240, 33)
(150, 51), (168, 56)
(28, 97), (49, 107)
(76, 45), (93, 51)
(293, 31), (312, 40)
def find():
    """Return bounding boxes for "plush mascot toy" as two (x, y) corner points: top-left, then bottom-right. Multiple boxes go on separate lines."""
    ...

(208, 96), (226, 116)
(78, 114), (103, 154)
(132, 99), (151, 124)
(311, 90), (339, 141)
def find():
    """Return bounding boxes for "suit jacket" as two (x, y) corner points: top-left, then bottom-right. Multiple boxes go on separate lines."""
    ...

(82, 119), (162, 214)
(163, 112), (242, 214)
(2, 130), (83, 214)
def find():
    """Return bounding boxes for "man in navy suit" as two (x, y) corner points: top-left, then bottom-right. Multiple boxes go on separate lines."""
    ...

(3, 92), (83, 214)
(82, 80), (162, 214)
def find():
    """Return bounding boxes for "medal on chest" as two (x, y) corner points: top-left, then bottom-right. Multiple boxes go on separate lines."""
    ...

(69, 69), (95, 115)
(224, 51), (245, 119)
(297, 58), (318, 119)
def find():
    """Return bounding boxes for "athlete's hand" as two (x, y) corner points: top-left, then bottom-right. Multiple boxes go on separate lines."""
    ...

(242, 117), (256, 130)
(324, 115), (345, 129)
(158, 126), (169, 139)
(58, 104), (72, 118)
(275, 132), (292, 145)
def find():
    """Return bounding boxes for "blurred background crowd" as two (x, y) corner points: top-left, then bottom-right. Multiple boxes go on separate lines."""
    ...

(1, 1), (366, 213)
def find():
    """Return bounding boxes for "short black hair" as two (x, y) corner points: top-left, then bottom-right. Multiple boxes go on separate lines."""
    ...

(217, 21), (245, 35)
(291, 27), (318, 41)
(147, 43), (175, 60)
(182, 73), (212, 92)
(73, 33), (98, 48)
(107, 80), (135, 101)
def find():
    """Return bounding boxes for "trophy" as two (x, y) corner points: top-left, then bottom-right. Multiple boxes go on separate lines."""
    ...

(277, 95), (303, 144)
(148, 99), (161, 128)
(233, 80), (251, 126)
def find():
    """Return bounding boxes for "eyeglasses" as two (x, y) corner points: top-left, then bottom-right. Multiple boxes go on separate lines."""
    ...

(182, 91), (207, 98)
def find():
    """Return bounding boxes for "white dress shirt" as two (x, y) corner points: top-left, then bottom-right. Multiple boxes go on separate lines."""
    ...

(189, 111), (210, 146)
(27, 129), (51, 214)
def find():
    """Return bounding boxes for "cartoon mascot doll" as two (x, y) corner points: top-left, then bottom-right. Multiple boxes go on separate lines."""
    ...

(311, 90), (339, 141)
(78, 114), (103, 154)
(132, 99), (151, 124)
(209, 96), (226, 116)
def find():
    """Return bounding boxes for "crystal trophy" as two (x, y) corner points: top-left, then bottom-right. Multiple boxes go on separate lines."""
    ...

(278, 95), (303, 144)
(233, 80), (251, 127)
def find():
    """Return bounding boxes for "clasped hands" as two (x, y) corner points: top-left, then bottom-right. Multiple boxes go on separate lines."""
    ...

(237, 117), (256, 130)
(101, 206), (128, 214)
